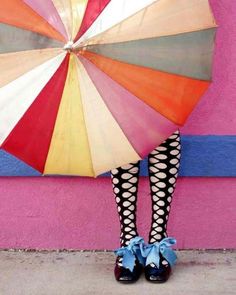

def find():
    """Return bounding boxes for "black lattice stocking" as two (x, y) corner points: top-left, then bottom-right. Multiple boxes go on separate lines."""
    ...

(111, 161), (140, 247)
(148, 130), (181, 266)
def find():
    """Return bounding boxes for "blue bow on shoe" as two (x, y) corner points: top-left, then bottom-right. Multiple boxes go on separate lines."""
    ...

(140, 237), (177, 268)
(114, 236), (146, 272)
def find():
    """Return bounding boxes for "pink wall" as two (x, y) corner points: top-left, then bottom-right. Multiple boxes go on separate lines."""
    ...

(0, 0), (236, 250)
(0, 177), (235, 250)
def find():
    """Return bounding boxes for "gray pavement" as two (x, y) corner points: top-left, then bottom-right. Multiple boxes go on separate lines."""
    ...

(0, 250), (235, 295)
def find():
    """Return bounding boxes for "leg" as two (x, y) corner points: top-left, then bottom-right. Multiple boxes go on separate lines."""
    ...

(144, 130), (181, 283)
(111, 161), (143, 283)
(111, 161), (140, 247)
(148, 129), (181, 243)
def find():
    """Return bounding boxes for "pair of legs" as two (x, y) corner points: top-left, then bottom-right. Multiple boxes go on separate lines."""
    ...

(111, 129), (181, 249)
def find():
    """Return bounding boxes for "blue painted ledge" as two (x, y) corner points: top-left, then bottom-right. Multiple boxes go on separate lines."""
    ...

(0, 135), (235, 177)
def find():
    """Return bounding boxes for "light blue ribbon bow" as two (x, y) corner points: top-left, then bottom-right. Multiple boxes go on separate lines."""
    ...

(114, 236), (146, 272)
(140, 237), (177, 268)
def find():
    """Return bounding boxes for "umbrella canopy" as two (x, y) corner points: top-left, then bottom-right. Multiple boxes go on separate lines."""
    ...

(0, 0), (217, 177)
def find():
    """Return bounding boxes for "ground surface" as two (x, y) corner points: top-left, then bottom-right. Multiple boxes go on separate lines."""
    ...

(0, 250), (235, 295)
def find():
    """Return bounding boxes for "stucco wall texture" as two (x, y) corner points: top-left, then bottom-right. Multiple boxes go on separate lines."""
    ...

(0, 0), (236, 250)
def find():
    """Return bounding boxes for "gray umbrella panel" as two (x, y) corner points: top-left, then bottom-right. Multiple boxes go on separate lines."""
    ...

(85, 28), (216, 81)
(0, 23), (64, 54)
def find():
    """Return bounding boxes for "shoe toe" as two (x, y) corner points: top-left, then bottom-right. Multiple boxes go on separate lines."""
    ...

(114, 257), (142, 283)
(149, 273), (167, 282)
(144, 263), (171, 283)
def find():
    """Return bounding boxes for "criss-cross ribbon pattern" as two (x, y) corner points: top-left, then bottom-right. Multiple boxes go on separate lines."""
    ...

(114, 236), (177, 271)
(114, 236), (145, 272)
(141, 237), (177, 268)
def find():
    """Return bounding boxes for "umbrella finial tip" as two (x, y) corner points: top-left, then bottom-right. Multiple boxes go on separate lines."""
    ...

(63, 41), (74, 52)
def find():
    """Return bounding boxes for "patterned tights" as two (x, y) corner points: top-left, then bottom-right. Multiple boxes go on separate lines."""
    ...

(111, 130), (181, 248)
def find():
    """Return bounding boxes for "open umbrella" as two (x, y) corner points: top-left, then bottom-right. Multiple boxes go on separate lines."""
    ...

(0, 0), (217, 177)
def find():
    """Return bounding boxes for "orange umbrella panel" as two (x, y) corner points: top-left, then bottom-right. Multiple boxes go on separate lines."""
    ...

(79, 51), (210, 126)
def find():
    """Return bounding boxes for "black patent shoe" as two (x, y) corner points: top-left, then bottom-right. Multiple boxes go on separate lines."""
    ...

(142, 237), (177, 283)
(144, 260), (171, 283)
(114, 256), (143, 283)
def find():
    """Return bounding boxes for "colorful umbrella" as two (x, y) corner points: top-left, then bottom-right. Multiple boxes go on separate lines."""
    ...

(0, 0), (217, 177)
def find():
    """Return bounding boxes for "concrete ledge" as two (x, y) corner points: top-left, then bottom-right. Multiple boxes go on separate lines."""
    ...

(0, 250), (235, 295)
